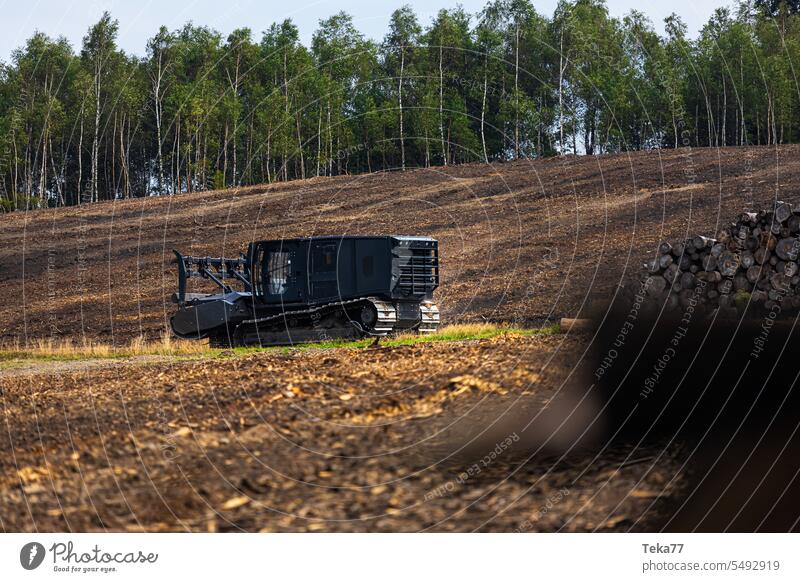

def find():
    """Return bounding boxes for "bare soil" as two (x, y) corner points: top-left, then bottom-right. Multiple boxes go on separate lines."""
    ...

(0, 333), (686, 532)
(2, 145), (797, 343)
(2, 145), (798, 532)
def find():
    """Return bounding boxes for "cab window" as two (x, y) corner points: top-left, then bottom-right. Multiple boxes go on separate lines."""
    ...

(266, 251), (290, 295)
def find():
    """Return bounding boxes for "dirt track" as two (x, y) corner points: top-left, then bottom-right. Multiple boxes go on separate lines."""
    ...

(2, 145), (798, 343)
(3, 145), (799, 532)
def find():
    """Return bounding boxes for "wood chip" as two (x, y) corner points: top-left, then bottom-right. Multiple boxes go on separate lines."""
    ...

(222, 496), (251, 510)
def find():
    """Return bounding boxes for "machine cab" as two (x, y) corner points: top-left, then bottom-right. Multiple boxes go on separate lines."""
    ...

(249, 236), (399, 305)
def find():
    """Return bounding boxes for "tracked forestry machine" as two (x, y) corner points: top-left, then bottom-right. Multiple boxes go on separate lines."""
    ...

(170, 236), (440, 347)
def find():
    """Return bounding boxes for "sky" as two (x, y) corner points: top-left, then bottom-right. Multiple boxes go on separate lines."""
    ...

(0, 0), (728, 63)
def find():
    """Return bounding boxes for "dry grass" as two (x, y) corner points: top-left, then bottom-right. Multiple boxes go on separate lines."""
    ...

(394, 322), (556, 342)
(0, 334), (210, 361)
(0, 323), (560, 363)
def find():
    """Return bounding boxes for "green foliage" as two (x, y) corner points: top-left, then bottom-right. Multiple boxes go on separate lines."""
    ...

(212, 170), (225, 191)
(1, 2), (799, 210)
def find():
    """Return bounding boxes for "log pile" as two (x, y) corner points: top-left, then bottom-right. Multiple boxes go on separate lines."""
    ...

(641, 201), (800, 314)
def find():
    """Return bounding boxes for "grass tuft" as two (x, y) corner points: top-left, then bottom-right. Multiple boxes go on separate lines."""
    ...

(276, 322), (560, 351)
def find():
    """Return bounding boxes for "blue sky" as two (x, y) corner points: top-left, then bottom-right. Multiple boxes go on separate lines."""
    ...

(0, 0), (728, 62)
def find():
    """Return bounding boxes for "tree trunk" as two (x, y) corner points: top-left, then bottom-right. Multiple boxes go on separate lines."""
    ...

(399, 48), (406, 171)
(77, 109), (83, 204)
(514, 24), (520, 159)
(317, 104), (322, 177)
(92, 61), (101, 203)
(152, 52), (166, 195)
(328, 99), (333, 176)
(11, 125), (19, 207)
(223, 122), (228, 187)
(439, 42), (447, 166)
(39, 121), (47, 203)
(722, 78), (727, 147)
(266, 131), (272, 183)
(49, 136), (64, 207)
(558, 28), (565, 153)
(481, 54), (489, 164)
(119, 113), (128, 198)
(227, 51), (241, 187)
(111, 111), (117, 198)
(296, 112), (305, 180)
(175, 116), (181, 194)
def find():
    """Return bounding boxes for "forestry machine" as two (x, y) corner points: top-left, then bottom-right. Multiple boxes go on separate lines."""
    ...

(170, 236), (440, 347)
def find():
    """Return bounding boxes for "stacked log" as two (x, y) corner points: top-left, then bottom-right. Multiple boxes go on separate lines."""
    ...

(641, 201), (800, 315)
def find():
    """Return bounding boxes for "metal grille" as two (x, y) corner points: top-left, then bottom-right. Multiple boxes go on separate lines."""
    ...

(398, 246), (439, 295)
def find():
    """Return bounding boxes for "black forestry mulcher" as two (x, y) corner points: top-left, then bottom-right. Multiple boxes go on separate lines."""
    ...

(170, 235), (440, 347)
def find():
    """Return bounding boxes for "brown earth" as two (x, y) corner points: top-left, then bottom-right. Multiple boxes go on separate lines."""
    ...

(2, 145), (798, 532)
(2, 145), (798, 344)
(0, 333), (687, 532)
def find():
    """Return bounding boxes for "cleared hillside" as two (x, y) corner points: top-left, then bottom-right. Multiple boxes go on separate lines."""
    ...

(2, 145), (798, 344)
